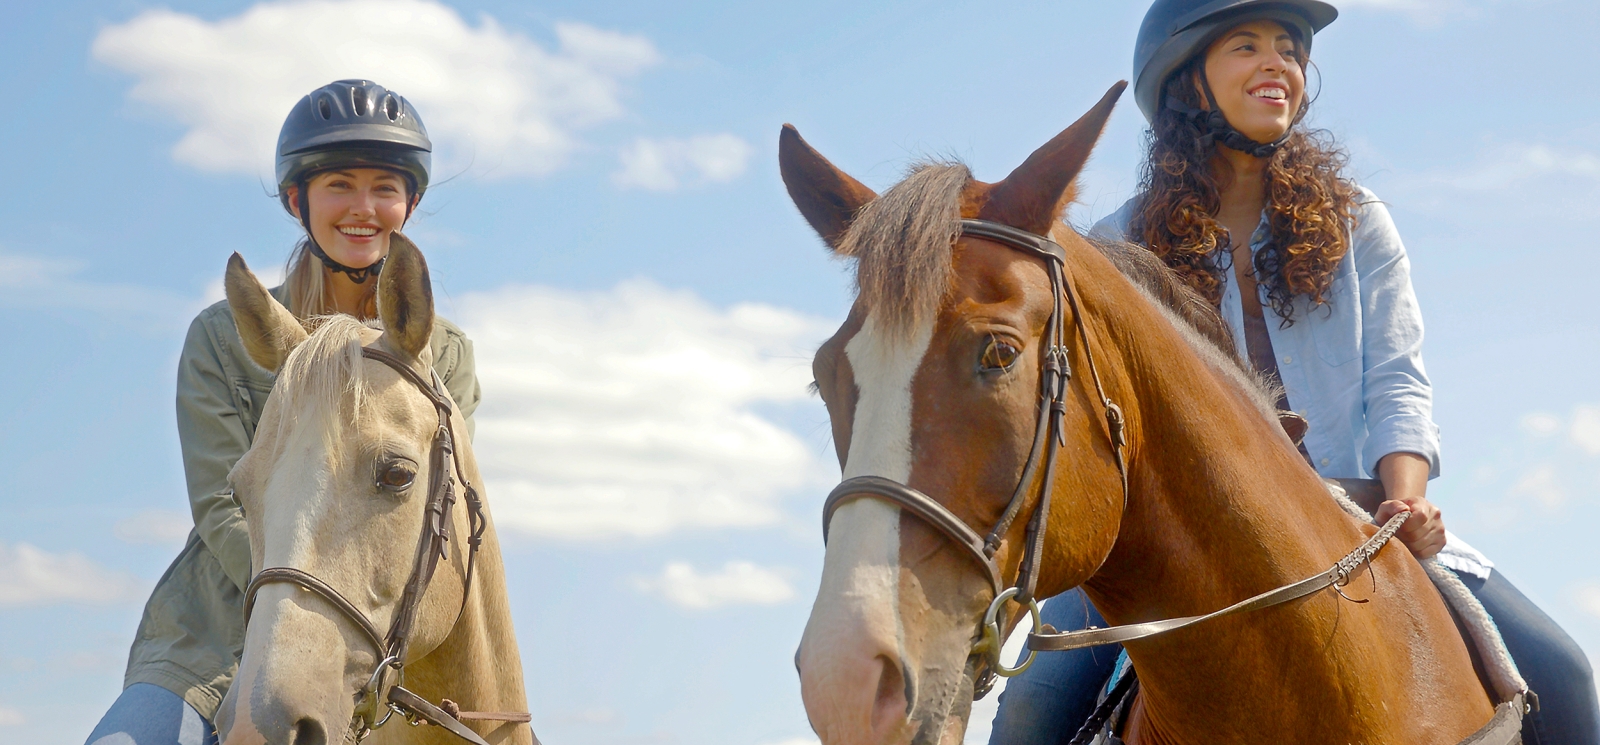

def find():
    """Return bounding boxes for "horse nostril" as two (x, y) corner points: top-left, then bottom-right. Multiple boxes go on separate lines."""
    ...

(289, 718), (327, 745)
(872, 654), (911, 736)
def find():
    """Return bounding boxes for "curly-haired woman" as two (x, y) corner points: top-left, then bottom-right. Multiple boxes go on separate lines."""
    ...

(987, 2), (1599, 743)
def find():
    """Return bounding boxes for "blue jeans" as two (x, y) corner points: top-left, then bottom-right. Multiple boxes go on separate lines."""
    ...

(988, 572), (1600, 745)
(85, 683), (218, 745)
(1460, 570), (1600, 745)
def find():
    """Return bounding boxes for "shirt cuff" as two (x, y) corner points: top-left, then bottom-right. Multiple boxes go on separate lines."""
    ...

(1362, 416), (1441, 479)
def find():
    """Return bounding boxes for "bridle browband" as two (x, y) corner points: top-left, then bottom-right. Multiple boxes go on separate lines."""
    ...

(242, 346), (533, 745)
(819, 218), (1411, 701)
(822, 218), (1129, 698)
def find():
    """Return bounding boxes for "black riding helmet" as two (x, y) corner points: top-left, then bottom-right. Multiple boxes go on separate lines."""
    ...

(275, 79), (432, 283)
(1133, 0), (1337, 155)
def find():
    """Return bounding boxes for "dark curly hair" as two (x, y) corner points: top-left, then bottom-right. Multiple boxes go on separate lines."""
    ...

(1128, 57), (1360, 325)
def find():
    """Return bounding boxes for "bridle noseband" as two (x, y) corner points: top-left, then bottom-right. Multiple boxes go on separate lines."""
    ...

(242, 346), (512, 745)
(821, 219), (1130, 698)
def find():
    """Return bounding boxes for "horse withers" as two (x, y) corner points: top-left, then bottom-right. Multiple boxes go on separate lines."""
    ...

(784, 83), (1497, 745)
(214, 238), (533, 745)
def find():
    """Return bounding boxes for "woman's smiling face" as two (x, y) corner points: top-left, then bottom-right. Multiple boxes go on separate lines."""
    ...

(288, 168), (413, 270)
(1202, 19), (1307, 146)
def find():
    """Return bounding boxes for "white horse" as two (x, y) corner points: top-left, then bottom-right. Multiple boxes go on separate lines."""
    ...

(214, 237), (533, 745)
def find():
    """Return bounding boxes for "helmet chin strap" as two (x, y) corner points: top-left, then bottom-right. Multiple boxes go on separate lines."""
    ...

(1165, 71), (1293, 159)
(296, 183), (416, 285)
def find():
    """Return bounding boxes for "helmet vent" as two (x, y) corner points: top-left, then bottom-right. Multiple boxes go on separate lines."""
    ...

(383, 95), (400, 121)
(316, 95), (332, 120)
(351, 86), (369, 117)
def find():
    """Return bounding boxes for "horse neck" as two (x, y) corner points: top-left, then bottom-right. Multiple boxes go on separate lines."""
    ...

(1074, 266), (1401, 717)
(1069, 273), (1494, 741)
(400, 468), (532, 744)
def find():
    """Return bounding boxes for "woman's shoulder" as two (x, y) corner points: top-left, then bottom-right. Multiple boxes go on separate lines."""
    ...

(428, 314), (474, 378)
(1344, 183), (1406, 257)
(1085, 197), (1139, 242)
(430, 314), (470, 351)
(188, 284), (292, 332)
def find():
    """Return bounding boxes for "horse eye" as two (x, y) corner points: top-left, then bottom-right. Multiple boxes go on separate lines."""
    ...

(980, 339), (1021, 372)
(376, 461), (417, 491)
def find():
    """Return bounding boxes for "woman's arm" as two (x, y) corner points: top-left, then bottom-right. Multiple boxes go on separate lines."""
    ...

(433, 322), (481, 439)
(175, 313), (255, 591)
(1374, 451), (1445, 558)
(1352, 190), (1441, 477)
(1352, 190), (1446, 557)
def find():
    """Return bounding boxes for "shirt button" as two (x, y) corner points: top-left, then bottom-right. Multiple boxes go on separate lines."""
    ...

(1282, 355), (1293, 364)
(1320, 458), (1330, 466)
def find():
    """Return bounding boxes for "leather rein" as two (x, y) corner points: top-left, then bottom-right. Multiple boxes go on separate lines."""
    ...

(820, 218), (1410, 700)
(242, 346), (533, 745)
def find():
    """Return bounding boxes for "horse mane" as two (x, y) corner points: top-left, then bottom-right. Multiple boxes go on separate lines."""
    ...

(270, 314), (380, 438)
(838, 159), (1279, 417)
(1083, 237), (1237, 356)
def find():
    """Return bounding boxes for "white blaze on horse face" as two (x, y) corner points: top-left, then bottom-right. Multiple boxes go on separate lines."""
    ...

(800, 314), (935, 743)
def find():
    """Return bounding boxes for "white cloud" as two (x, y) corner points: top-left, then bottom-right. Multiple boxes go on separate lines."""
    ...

(0, 250), (199, 333)
(1574, 581), (1600, 620)
(1432, 144), (1600, 192)
(114, 510), (194, 546)
(758, 738), (820, 745)
(614, 134), (755, 191)
(92, 0), (660, 177)
(0, 706), (23, 727)
(1571, 406), (1600, 456)
(1508, 463), (1565, 509)
(635, 561), (796, 610)
(1519, 412), (1561, 437)
(0, 542), (144, 607)
(458, 280), (835, 539)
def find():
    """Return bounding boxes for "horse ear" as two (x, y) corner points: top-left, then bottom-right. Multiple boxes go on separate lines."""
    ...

(779, 124), (878, 252)
(980, 81), (1127, 235)
(226, 253), (308, 373)
(377, 233), (435, 361)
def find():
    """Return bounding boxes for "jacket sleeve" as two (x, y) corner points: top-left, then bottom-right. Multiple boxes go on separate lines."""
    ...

(175, 313), (255, 591)
(1353, 190), (1442, 478)
(434, 327), (482, 441)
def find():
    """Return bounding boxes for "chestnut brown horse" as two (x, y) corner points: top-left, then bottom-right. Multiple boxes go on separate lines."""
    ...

(786, 82), (1496, 745)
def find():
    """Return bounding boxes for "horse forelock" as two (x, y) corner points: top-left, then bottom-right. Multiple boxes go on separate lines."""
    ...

(268, 314), (379, 448)
(838, 161), (970, 340)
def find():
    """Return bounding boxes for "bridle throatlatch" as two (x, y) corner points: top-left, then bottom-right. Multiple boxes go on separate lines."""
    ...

(822, 219), (1130, 700)
(820, 218), (1412, 702)
(243, 347), (536, 745)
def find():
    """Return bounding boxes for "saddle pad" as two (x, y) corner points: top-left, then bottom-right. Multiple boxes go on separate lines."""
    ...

(1323, 481), (1528, 703)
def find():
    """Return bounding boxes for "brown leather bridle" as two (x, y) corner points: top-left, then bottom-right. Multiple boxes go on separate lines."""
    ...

(821, 219), (1130, 698)
(818, 219), (1413, 701)
(242, 346), (532, 745)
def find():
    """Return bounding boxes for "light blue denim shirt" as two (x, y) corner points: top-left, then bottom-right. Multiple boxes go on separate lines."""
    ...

(1089, 186), (1441, 481)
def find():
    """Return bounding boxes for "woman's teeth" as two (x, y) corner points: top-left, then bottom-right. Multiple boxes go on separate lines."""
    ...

(337, 226), (378, 237)
(1253, 88), (1287, 100)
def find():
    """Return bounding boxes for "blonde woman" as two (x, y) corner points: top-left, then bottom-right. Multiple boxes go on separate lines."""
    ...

(86, 80), (480, 745)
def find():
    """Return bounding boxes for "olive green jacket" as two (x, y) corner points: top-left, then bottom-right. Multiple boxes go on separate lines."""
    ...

(124, 286), (480, 719)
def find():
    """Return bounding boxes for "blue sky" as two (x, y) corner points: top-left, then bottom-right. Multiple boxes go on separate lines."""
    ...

(2, 1), (1598, 743)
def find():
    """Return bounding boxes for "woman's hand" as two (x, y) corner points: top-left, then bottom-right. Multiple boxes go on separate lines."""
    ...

(1376, 452), (1445, 559)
